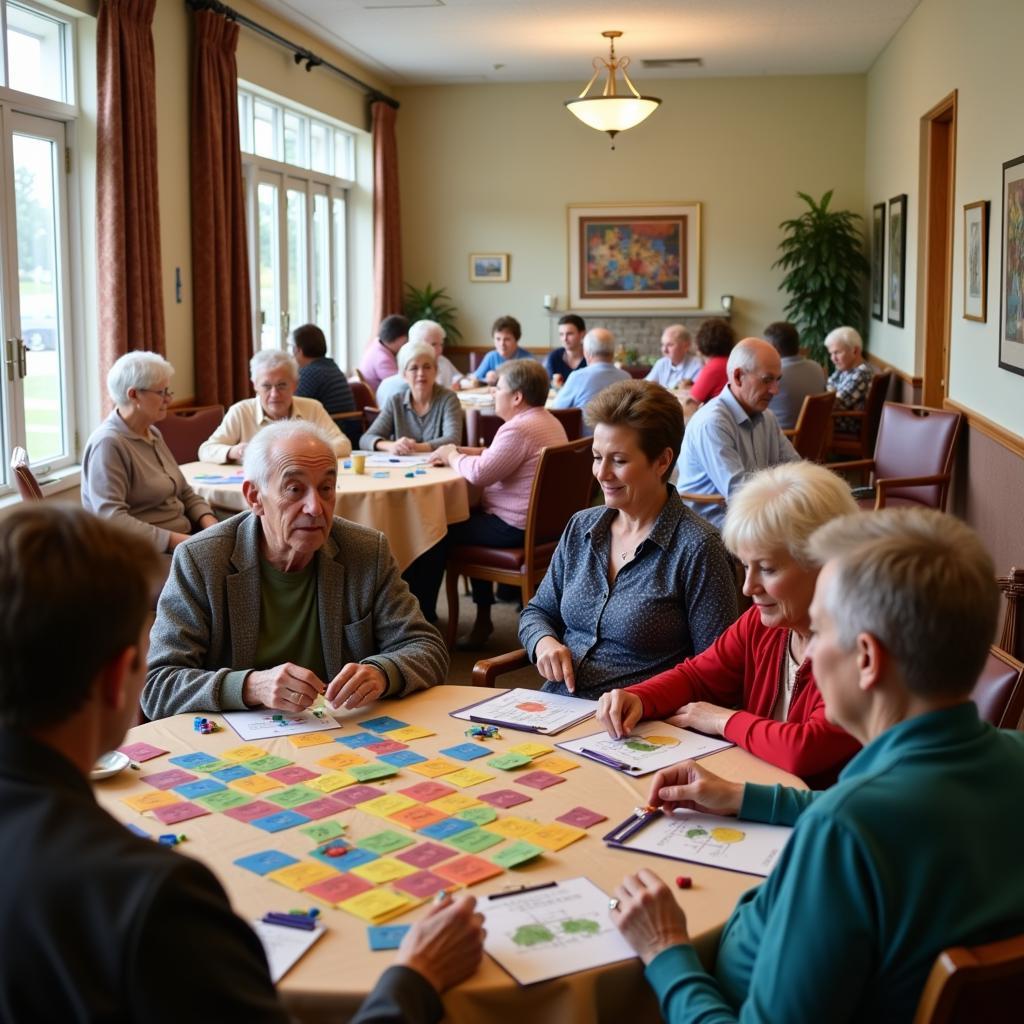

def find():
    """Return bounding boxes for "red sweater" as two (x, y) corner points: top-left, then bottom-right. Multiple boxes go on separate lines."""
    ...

(689, 355), (728, 403)
(625, 606), (860, 788)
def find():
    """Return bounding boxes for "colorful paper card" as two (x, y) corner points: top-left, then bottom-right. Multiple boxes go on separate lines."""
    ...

(400, 781), (456, 802)
(367, 924), (411, 950)
(288, 732), (335, 749)
(174, 779), (227, 799)
(306, 873), (373, 906)
(350, 857), (419, 884)
(385, 725), (435, 742)
(348, 763), (399, 783)
(211, 764), (255, 782)
(122, 791), (181, 812)
(485, 817), (541, 840)
(338, 888), (413, 924)
(444, 768), (495, 789)
(440, 743), (492, 762)
(508, 742), (554, 759)
(267, 785), (319, 809)
(529, 822), (587, 851)
(295, 797), (347, 820)
(169, 752), (218, 769)
(531, 755), (580, 774)
(223, 799), (280, 822)
(332, 784), (388, 805)
(456, 806), (498, 826)
(230, 775), (285, 796)
(379, 750), (428, 768)
(300, 820), (346, 844)
(388, 805), (449, 831)
(234, 849), (299, 876)
(392, 870), (451, 900)
(447, 827), (504, 855)
(365, 739), (408, 755)
(396, 842), (458, 869)
(141, 768), (198, 790)
(490, 841), (544, 868)
(152, 801), (210, 825)
(433, 854), (504, 886)
(515, 770), (565, 790)
(305, 772), (355, 794)
(244, 755), (294, 773)
(266, 765), (320, 784)
(360, 794), (419, 818)
(249, 810), (311, 833)
(359, 716), (409, 734)
(221, 744), (270, 763)
(557, 806), (608, 829)
(407, 758), (460, 778)
(428, 793), (484, 814)
(311, 845), (379, 873)
(487, 753), (532, 771)
(419, 818), (476, 841)
(356, 829), (416, 855)
(197, 789), (252, 812)
(335, 732), (381, 748)
(477, 790), (532, 809)
(317, 751), (368, 771)
(267, 861), (337, 891)
(118, 742), (168, 762)
(193, 759), (238, 774)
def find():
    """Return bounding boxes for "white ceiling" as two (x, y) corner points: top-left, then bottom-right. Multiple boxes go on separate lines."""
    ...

(256, 0), (923, 87)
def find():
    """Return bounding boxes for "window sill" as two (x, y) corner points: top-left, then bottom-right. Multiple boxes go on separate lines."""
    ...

(0, 464), (81, 514)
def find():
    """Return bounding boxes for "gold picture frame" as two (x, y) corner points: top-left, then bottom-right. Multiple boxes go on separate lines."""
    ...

(469, 253), (509, 282)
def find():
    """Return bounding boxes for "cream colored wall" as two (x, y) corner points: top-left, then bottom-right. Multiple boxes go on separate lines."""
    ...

(864, 0), (1024, 437)
(395, 76), (866, 352)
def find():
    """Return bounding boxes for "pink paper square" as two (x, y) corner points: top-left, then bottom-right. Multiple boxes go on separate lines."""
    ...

(393, 870), (450, 899)
(223, 800), (279, 822)
(396, 841), (459, 869)
(556, 806), (608, 829)
(118, 742), (168, 762)
(151, 801), (210, 825)
(332, 784), (387, 805)
(266, 765), (320, 785)
(515, 770), (565, 790)
(399, 781), (457, 803)
(365, 739), (408, 755)
(478, 789), (532, 808)
(297, 797), (347, 820)
(306, 873), (374, 905)
(141, 769), (198, 790)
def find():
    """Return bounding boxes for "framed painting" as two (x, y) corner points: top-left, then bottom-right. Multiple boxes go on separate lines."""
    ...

(999, 155), (1024, 376)
(567, 202), (702, 310)
(963, 200), (989, 323)
(469, 253), (509, 282)
(870, 202), (885, 321)
(887, 194), (907, 328)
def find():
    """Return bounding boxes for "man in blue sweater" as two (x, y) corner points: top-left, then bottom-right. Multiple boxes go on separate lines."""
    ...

(609, 507), (1024, 1023)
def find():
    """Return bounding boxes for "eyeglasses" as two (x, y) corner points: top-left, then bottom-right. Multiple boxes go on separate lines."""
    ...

(257, 382), (294, 393)
(138, 388), (174, 399)
(744, 372), (784, 386)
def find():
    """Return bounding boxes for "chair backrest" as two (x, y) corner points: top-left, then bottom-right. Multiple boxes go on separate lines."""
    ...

(548, 407), (583, 441)
(157, 405), (225, 465)
(464, 408), (502, 448)
(859, 370), (893, 447)
(789, 391), (836, 462)
(348, 380), (376, 411)
(873, 403), (962, 509)
(468, 351), (484, 373)
(912, 932), (1024, 1024)
(361, 405), (381, 432)
(971, 645), (1024, 729)
(523, 437), (596, 557)
(9, 447), (44, 501)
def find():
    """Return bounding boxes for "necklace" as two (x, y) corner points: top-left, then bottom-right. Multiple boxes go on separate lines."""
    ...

(620, 548), (631, 562)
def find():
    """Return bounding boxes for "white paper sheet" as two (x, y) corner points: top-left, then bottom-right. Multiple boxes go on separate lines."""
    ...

(557, 721), (732, 775)
(450, 687), (595, 734)
(251, 920), (325, 982)
(482, 877), (635, 985)
(222, 707), (342, 740)
(364, 453), (433, 467)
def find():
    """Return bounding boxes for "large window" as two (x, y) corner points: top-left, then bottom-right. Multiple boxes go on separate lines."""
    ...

(238, 85), (352, 356)
(0, 0), (78, 490)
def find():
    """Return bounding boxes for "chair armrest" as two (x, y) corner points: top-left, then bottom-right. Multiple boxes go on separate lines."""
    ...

(874, 473), (951, 508)
(471, 649), (530, 688)
(678, 491), (725, 505)
(823, 458), (875, 474)
(782, 428), (796, 439)
(830, 409), (866, 421)
(331, 410), (363, 422)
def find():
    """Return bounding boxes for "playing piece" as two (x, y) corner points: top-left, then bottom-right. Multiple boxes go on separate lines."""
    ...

(557, 806), (608, 829)
(388, 804), (448, 830)
(117, 742), (168, 762)
(222, 799), (280, 823)
(440, 743), (492, 762)
(395, 842), (458, 869)
(356, 830), (416, 855)
(358, 716), (409, 734)
(406, 758), (460, 779)
(350, 858), (418, 883)
(266, 765), (320, 785)
(266, 861), (336, 891)
(311, 844), (379, 872)
(433, 854), (503, 886)
(367, 924), (411, 950)
(515, 770), (565, 790)
(300, 820), (346, 844)
(316, 751), (368, 771)
(529, 822), (587, 851)
(249, 810), (311, 833)
(234, 849), (299, 876)
(151, 801), (210, 825)
(392, 870), (451, 900)
(288, 732), (335, 748)
(141, 768), (197, 790)
(360, 794), (419, 818)
(487, 753), (532, 771)
(305, 873), (373, 906)
(348, 763), (399, 783)
(399, 781), (456, 802)
(477, 789), (532, 809)
(447, 827), (504, 854)
(490, 841), (544, 868)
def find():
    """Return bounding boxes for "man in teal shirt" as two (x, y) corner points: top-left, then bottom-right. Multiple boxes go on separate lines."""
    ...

(610, 507), (1024, 1022)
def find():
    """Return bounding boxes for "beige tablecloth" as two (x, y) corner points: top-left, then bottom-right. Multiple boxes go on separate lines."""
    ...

(182, 461), (470, 571)
(96, 686), (802, 1024)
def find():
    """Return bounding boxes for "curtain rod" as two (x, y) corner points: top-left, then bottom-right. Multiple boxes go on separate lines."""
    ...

(185, 0), (399, 110)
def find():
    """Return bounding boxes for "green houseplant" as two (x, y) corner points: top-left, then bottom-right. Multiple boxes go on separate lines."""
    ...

(773, 190), (869, 366)
(403, 282), (462, 344)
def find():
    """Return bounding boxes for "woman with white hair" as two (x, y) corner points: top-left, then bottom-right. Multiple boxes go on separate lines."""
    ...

(360, 340), (462, 454)
(82, 352), (218, 553)
(197, 349), (350, 463)
(597, 461), (862, 787)
(825, 326), (874, 434)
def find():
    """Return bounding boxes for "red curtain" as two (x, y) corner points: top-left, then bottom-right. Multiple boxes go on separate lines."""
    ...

(96, 0), (165, 400)
(371, 100), (403, 332)
(190, 10), (253, 407)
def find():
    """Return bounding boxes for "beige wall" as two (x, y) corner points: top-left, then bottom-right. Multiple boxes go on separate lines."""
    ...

(395, 75), (866, 352)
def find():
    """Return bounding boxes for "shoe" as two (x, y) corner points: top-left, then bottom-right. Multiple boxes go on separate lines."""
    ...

(456, 620), (494, 651)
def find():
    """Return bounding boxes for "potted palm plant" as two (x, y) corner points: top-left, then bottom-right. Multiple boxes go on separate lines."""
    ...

(403, 282), (462, 343)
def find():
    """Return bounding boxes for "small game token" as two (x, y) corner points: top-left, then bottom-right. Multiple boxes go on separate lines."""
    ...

(675, 876), (693, 889)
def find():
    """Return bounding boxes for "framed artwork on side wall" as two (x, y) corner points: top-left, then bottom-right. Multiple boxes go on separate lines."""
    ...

(963, 200), (989, 322)
(470, 253), (509, 282)
(887, 194), (907, 328)
(870, 202), (885, 321)
(999, 155), (1024, 376)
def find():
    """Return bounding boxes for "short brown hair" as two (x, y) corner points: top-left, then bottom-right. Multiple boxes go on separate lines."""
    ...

(0, 507), (161, 727)
(291, 323), (327, 359)
(696, 318), (736, 358)
(491, 315), (521, 340)
(585, 379), (684, 481)
(497, 358), (548, 407)
(763, 321), (799, 358)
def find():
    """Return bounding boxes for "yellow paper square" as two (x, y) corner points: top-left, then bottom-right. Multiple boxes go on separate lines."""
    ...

(221, 744), (270, 762)
(304, 771), (355, 793)
(339, 888), (413, 923)
(122, 791), (181, 812)
(230, 774), (284, 795)
(444, 768), (495, 789)
(360, 793), (419, 818)
(406, 758), (460, 778)
(428, 793), (483, 814)
(531, 755), (580, 774)
(350, 857), (418, 883)
(384, 725), (435, 742)
(288, 732), (335, 749)
(508, 742), (554, 759)
(529, 822), (587, 851)
(317, 751), (368, 771)
(267, 861), (337, 891)
(485, 816), (542, 839)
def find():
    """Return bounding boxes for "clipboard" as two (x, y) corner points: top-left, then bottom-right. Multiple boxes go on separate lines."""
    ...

(449, 688), (596, 735)
(557, 722), (733, 775)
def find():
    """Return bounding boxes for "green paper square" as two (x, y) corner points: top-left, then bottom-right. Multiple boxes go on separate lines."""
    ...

(491, 841), (544, 868)
(245, 755), (294, 772)
(267, 785), (319, 808)
(447, 827), (504, 854)
(348, 763), (399, 782)
(197, 789), (252, 812)
(487, 752), (532, 771)
(300, 820), (347, 844)
(455, 806), (498, 825)
(356, 829), (415, 855)
(193, 759), (236, 774)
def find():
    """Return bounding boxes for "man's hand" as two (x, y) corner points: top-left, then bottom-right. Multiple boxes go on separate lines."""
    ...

(534, 637), (576, 692)
(227, 443), (247, 463)
(430, 444), (458, 467)
(666, 701), (734, 737)
(392, 436), (418, 456)
(325, 663), (388, 709)
(646, 760), (744, 816)
(611, 869), (691, 965)
(596, 690), (644, 739)
(243, 664), (325, 711)
(395, 894), (485, 992)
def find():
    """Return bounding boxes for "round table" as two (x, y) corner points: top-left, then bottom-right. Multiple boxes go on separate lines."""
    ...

(182, 461), (470, 571)
(96, 685), (801, 1024)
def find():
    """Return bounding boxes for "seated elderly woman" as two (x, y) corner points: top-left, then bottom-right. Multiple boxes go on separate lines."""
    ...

(360, 340), (463, 454)
(429, 359), (567, 647)
(82, 352), (218, 555)
(519, 380), (738, 699)
(198, 349), (350, 464)
(825, 325), (874, 434)
(609, 508), (1024, 1023)
(375, 321), (465, 406)
(597, 461), (862, 787)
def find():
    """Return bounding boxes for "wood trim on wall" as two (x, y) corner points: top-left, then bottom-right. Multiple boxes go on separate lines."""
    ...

(944, 398), (1024, 461)
(867, 352), (922, 388)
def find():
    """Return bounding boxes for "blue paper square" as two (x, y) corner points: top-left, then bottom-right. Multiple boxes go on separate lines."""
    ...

(419, 818), (476, 840)
(174, 778), (227, 799)
(169, 752), (217, 769)
(336, 731), (381, 748)
(234, 850), (300, 876)
(310, 842), (379, 872)
(440, 742), (492, 762)
(212, 764), (254, 782)
(379, 750), (428, 767)
(359, 716), (409, 734)
(367, 924), (411, 950)
(249, 810), (311, 833)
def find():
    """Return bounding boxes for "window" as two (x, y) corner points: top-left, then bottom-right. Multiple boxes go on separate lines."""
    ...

(0, 0), (78, 490)
(238, 84), (353, 356)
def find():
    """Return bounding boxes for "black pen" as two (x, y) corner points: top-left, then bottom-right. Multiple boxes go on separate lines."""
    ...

(488, 881), (558, 900)
(579, 747), (632, 771)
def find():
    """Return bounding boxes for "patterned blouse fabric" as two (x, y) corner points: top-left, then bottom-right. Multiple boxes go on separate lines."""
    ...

(828, 362), (874, 435)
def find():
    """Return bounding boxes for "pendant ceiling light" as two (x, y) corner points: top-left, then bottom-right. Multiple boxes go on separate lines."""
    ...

(564, 30), (661, 149)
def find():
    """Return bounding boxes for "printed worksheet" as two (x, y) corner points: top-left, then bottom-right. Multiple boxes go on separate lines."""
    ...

(451, 688), (595, 734)
(558, 721), (732, 775)
(223, 706), (342, 741)
(251, 920), (325, 982)
(364, 453), (433, 467)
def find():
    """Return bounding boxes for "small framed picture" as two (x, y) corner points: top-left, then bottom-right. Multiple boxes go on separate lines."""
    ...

(870, 202), (885, 322)
(469, 253), (509, 282)
(963, 200), (989, 323)
(999, 155), (1024, 376)
(887, 194), (908, 328)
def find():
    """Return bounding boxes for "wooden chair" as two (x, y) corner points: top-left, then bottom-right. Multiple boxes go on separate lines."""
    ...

(471, 649), (533, 687)
(971, 646), (1024, 729)
(444, 437), (594, 649)
(782, 391), (836, 462)
(9, 447), (44, 501)
(828, 370), (892, 462)
(360, 405), (381, 433)
(996, 567), (1024, 659)
(158, 405), (224, 464)
(829, 403), (962, 512)
(348, 379), (376, 412)
(464, 408), (502, 448)
(331, 410), (364, 448)
(549, 407), (583, 440)
(912, 932), (1024, 1024)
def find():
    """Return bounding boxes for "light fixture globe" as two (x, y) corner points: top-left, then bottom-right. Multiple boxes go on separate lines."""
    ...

(564, 31), (661, 148)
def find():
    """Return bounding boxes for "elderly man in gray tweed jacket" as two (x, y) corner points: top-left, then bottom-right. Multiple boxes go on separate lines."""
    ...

(143, 421), (448, 720)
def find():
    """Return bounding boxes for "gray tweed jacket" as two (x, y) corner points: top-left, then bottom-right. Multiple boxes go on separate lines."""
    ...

(142, 512), (448, 719)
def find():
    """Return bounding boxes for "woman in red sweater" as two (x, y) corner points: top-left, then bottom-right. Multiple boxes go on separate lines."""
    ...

(682, 317), (735, 420)
(596, 461), (861, 787)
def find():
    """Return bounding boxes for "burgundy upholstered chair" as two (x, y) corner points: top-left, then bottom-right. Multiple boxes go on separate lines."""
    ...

(158, 405), (225, 464)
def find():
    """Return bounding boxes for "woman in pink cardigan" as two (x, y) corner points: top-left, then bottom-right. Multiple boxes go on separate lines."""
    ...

(430, 359), (566, 648)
